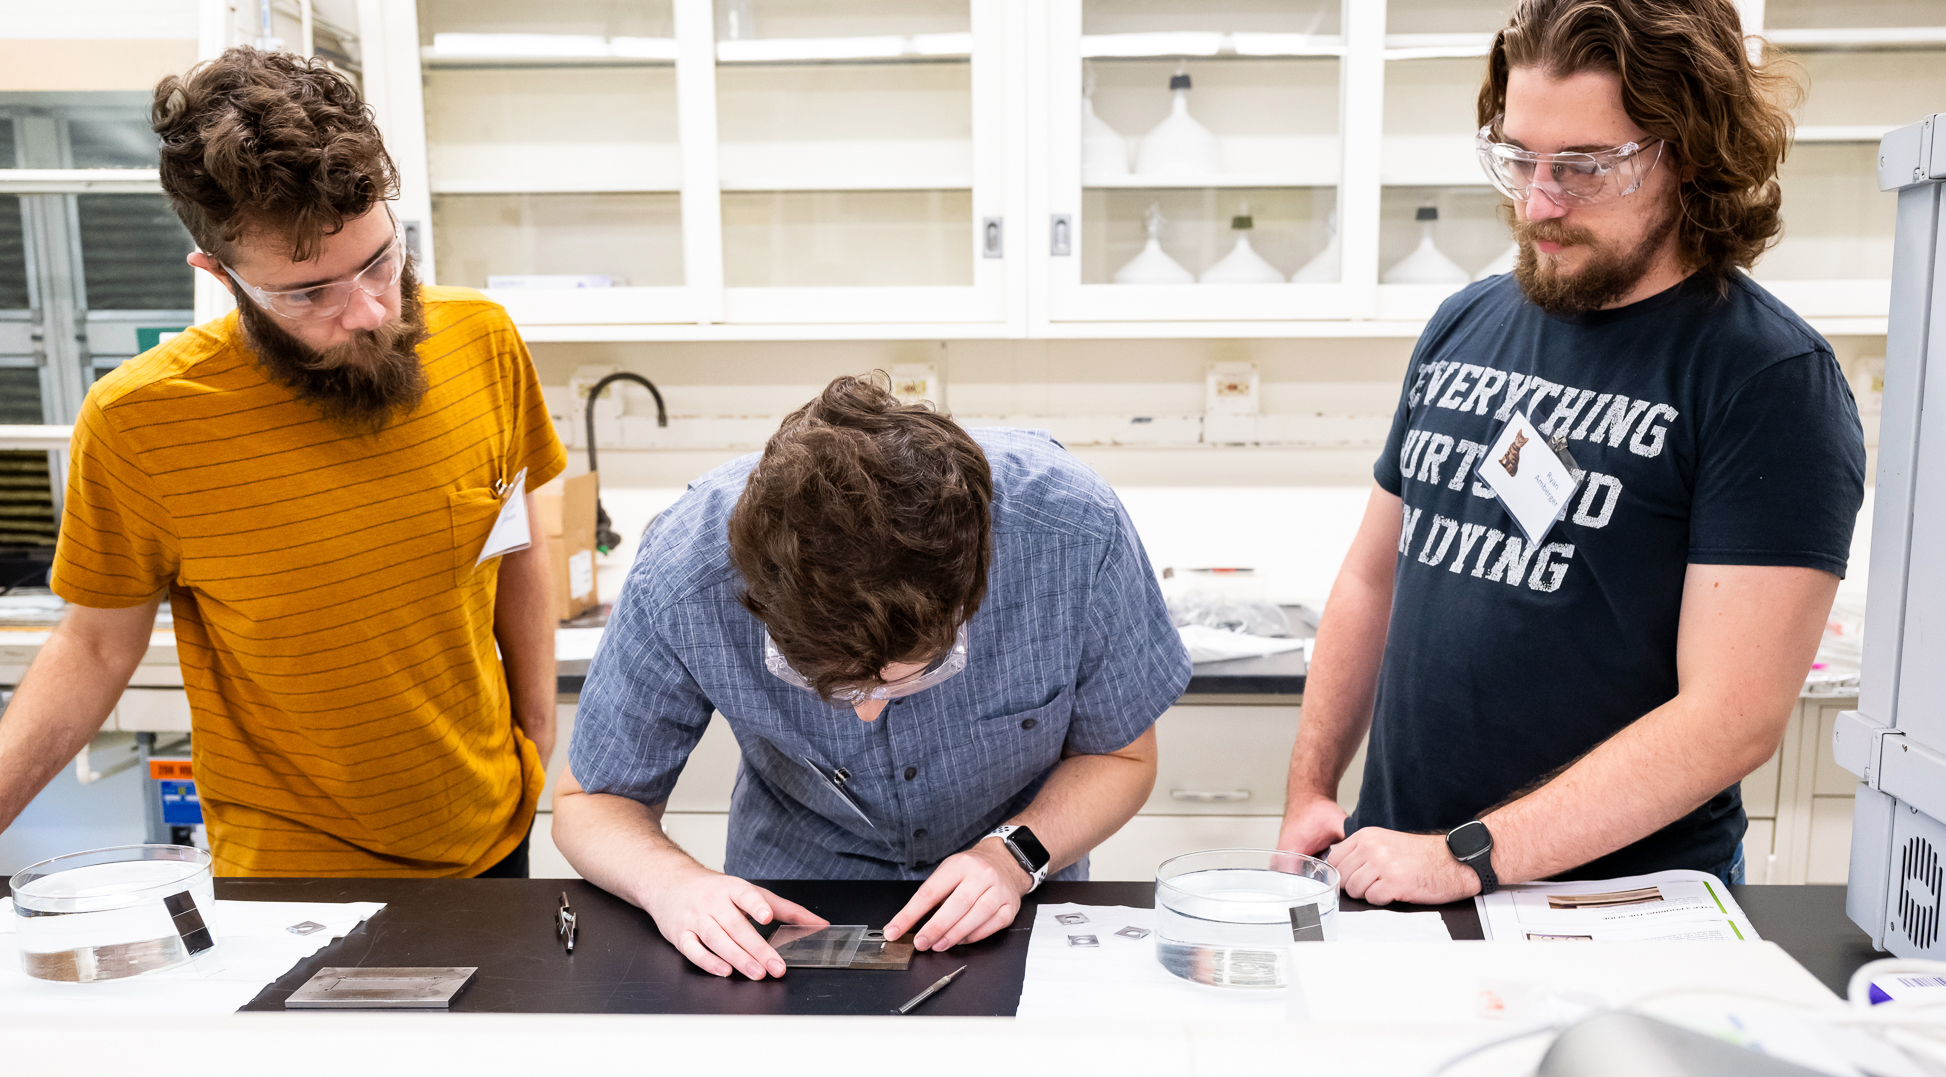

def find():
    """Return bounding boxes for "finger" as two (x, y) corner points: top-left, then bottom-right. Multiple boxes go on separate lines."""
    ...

(885, 867), (963, 940)
(727, 884), (776, 925)
(714, 907), (788, 979)
(1345, 861), (1385, 904)
(932, 889), (1010, 951)
(916, 878), (989, 951)
(675, 928), (734, 977)
(696, 914), (768, 980)
(959, 900), (1019, 945)
(756, 888), (828, 928)
(1325, 835), (1359, 875)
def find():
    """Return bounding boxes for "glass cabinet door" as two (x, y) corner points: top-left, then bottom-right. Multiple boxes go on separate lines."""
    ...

(418, 0), (693, 324)
(1048, 0), (1349, 323)
(1747, 0), (1943, 323)
(1372, 0), (1507, 321)
(714, 0), (1007, 325)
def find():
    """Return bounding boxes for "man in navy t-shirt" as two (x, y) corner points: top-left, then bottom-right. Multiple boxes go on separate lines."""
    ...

(1277, 0), (1866, 902)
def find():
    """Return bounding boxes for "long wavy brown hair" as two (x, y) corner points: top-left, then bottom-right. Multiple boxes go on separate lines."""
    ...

(729, 374), (993, 703)
(1478, 0), (1801, 281)
(152, 47), (398, 263)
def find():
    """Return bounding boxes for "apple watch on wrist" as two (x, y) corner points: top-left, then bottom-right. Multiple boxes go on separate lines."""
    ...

(987, 824), (1051, 892)
(1446, 819), (1498, 896)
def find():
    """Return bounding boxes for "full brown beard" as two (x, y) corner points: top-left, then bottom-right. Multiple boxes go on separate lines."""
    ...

(1511, 203), (1679, 317)
(236, 261), (430, 432)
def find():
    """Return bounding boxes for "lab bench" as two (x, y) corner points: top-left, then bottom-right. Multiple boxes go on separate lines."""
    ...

(0, 876), (1871, 1016)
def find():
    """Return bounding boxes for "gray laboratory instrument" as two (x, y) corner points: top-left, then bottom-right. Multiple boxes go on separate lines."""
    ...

(1837, 113), (1946, 958)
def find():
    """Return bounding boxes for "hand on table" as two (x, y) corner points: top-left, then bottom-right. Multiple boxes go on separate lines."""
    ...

(883, 837), (1031, 952)
(643, 863), (828, 979)
(1326, 827), (1480, 906)
(1277, 794), (1348, 858)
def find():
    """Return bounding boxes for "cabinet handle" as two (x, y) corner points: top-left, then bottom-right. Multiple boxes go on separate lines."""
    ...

(1170, 789), (1250, 803)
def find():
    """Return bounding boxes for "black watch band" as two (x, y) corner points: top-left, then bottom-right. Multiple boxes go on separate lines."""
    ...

(1446, 819), (1499, 896)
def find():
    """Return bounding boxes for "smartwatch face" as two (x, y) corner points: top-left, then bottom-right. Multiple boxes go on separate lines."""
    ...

(1008, 827), (1051, 872)
(1448, 821), (1492, 860)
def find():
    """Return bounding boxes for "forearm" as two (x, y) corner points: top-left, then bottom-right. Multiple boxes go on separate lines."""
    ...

(1484, 692), (1786, 883)
(0, 600), (159, 829)
(1005, 727), (1157, 873)
(1286, 570), (1391, 804)
(552, 777), (706, 909)
(493, 505), (556, 761)
(1286, 484), (1399, 805)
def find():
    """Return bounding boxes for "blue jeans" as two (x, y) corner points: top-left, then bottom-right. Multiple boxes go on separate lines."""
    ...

(1710, 842), (1747, 886)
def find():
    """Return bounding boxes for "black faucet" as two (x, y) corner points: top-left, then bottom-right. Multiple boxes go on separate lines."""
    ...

(582, 372), (667, 553)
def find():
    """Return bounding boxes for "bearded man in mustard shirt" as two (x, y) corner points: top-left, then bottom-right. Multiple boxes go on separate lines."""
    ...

(0, 47), (564, 877)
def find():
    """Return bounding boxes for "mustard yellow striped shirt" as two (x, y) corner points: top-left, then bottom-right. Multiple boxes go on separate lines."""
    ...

(52, 287), (565, 876)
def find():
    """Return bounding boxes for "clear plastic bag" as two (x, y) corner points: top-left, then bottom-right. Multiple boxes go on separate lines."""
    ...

(1165, 588), (1292, 638)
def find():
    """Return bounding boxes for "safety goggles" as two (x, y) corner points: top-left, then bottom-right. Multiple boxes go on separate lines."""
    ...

(221, 211), (406, 322)
(1475, 117), (1664, 206)
(763, 621), (970, 705)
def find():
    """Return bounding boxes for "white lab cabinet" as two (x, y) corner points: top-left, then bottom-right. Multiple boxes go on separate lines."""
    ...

(339, 0), (1919, 340)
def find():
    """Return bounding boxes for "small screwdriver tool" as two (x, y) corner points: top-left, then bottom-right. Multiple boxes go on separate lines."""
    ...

(891, 964), (968, 1015)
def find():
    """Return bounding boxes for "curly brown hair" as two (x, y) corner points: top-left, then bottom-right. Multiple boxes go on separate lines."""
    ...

(1478, 0), (1800, 279)
(151, 46), (398, 263)
(728, 374), (993, 703)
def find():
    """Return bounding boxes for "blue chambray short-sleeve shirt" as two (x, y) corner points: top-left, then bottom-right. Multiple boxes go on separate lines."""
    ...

(570, 428), (1191, 880)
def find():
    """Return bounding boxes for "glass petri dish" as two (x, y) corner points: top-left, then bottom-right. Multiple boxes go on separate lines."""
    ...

(10, 844), (216, 982)
(1154, 847), (1338, 988)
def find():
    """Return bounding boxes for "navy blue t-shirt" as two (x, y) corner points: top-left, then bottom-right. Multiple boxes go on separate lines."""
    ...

(1348, 271), (1866, 878)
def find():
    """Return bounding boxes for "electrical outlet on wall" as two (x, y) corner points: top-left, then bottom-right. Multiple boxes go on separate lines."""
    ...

(891, 363), (943, 409)
(1204, 361), (1260, 445)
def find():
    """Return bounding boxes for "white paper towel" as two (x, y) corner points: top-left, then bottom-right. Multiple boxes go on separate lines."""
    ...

(1014, 903), (1450, 1023)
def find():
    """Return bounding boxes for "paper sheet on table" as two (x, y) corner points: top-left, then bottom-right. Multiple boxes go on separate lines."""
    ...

(1475, 869), (1759, 942)
(1176, 624), (1306, 663)
(0, 898), (384, 1014)
(1014, 903), (1451, 1023)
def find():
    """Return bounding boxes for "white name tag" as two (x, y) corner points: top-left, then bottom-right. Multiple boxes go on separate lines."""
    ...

(475, 467), (532, 565)
(1476, 412), (1582, 545)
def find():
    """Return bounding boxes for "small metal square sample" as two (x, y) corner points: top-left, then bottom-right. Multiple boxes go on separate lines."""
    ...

(287, 921), (326, 936)
(1113, 926), (1151, 940)
(847, 929), (914, 971)
(1067, 934), (1099, 947)
(285, 967), (477, 1010)
(1054, 913), (1089, 926)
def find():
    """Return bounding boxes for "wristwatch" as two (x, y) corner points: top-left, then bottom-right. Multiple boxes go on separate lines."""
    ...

(1446, 820), (1499, 896)
(987, 824), (1052, 892)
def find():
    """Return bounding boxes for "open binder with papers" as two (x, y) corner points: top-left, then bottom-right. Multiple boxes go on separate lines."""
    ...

(1475, 869), (1759, 942)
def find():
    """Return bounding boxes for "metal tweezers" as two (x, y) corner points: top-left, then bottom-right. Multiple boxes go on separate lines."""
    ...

(557, 891), (577, 954)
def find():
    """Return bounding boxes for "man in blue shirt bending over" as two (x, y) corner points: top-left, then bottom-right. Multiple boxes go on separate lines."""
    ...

(555, 374), (1190, 980)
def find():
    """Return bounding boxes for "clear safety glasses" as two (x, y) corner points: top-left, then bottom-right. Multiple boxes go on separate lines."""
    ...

(763, 622), (970, 705)
(222, 213), (406, 322)
(1475, 118), (1664, 206)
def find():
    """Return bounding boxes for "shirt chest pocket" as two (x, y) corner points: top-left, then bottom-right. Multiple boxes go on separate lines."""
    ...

(968, 686), (1074, 801)
(448, 486), (504, 586)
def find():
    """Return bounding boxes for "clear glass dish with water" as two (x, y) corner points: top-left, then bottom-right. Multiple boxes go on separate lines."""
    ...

(1154, 848), (1339, 989)
(10, 844), (217, 982)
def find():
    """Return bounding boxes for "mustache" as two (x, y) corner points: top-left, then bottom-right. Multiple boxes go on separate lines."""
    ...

(300, 316), (420, 373)
(1514, 218), (1599, 249)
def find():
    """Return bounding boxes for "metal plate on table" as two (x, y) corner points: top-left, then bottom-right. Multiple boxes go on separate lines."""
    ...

(285, 966), (477, 1009)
